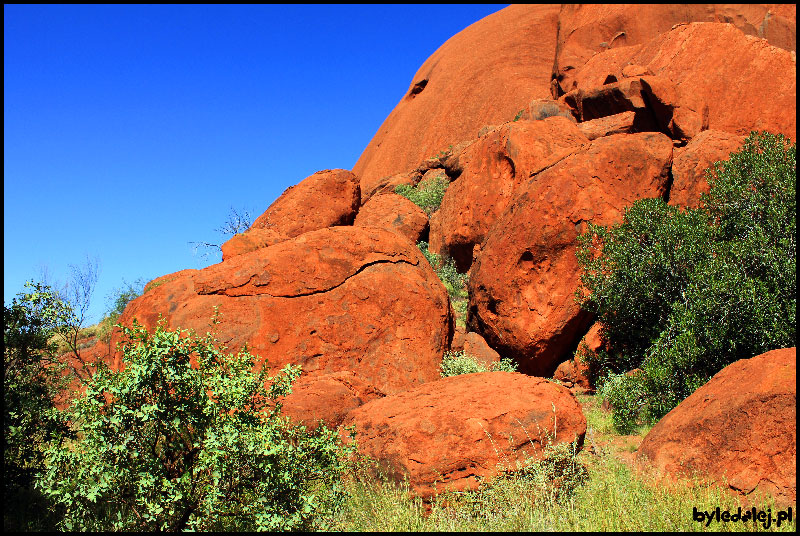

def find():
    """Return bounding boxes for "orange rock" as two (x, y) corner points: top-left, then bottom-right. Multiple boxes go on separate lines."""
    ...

(637, 347), (797, 506)
(432, 117), (588, 270)
(669, 130), (746, 209)
(555, 323), (602, 391)
(462, 332), (501, 370)
(577, 111), (636, 140)
(552, 4), (796, 97)
(119, 226), (451, 395)
(343, 371), (586, 498)
(222, 169), (360, 259)
(354, 193), (429, 245)
(572, 23), (797, 141)
(353, 5), (561, 197)
(469, 133), (673, 376)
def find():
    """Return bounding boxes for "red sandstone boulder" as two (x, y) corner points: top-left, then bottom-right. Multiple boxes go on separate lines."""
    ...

(431, 117), (589, 271)
(637, 347), (797, 506)
(353, 5), (561, 197)
(119, 226), (451, 395)
(343, 371), (586, 498)
(554, 323), (602, 392)
(354, 193), (429, 245)
(462, 331), (501, 370)
(669, 130), (746, 209)
(468, 133), (673, 376)
(552, 4), (796, 98)
(577, 111), (636, 140)
(221, 169), (360, 259)
(278, 371), (385, 431)
(571, 23), (797, 141)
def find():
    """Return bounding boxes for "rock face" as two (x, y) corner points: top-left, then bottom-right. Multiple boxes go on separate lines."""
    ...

(569, 23), (797, 141)
(552, 4), (797, 98)
(352, 4), (561, 197)
(669, 130), (746, 208)
(343, 372), (586, 498)
(354, 193), (429, 245)
(637, 347), (797, 506)
(120, 226), (451, 396)
(431, 117), (589, 271)
(469, 133), (673, 376)
(222, 169), (360, 260)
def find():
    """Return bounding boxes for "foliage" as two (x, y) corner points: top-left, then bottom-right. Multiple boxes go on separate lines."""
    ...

(395, 173), (449, 215)
(417, 241), (469, 300)
(3, 282), (73, 530)
(512, 109), (525, 121)
(440, 350), (517, 377)
(96, 278), (146, 342)
(576, 131), (796, 432)
(37, 316), (354, 531)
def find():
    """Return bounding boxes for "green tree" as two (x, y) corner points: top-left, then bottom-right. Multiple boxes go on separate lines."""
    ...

(4, 282), (73, 530)
(576, 131), (796, 432)
(37, 316), (354, 531)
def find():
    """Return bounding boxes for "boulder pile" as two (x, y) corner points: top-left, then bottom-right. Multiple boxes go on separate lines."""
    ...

(91, 5), (795, 499)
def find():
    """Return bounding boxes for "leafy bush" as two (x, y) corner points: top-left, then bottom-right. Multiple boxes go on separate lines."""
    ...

(577, 131), (796, 432)
(4, 282), (73, 530)
(37, 316), (354, 531)
(440, 350), (517, 377)
(395, 173), (449, 215)
(417, 241), (468, 300)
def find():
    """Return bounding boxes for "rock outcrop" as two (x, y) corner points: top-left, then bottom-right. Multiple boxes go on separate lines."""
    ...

(637, 347), (797, 506)
(468, 133), (673, 376)
(354, 193), (429, 245)
(343, 371), (586, 498)
(352, 4), (561, 197)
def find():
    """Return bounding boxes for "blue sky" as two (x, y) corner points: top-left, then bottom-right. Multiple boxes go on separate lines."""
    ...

(4, 4), (507, 324)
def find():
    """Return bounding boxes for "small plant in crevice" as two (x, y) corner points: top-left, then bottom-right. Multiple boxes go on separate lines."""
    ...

(440, 350), (518, 378)
(395, 174), (449, 215)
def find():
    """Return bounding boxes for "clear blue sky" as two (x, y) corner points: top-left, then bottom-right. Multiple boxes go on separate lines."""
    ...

(5, 4), (507, 324)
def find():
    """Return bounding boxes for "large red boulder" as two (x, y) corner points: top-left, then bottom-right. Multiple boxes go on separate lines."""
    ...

(118, 226), (451, 396)
(431, 116), (588, 271)
(352, 5), (560, 198)
(354, 193), (429, 245)
(221, 169), (360, 260)
(343, 371), (586, 498)
(469, 133), (673, 376)
(552, 4), (796, 98)
(570, 23), (797, 141)
(637, 347), (797, 506)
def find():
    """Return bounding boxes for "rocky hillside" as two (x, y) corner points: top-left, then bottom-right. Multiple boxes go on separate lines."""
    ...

(94, 5), (795, 502)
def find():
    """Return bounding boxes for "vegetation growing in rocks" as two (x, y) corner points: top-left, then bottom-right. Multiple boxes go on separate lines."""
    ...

(36, 316), (354, 531)
(395, 173), (449, 215)
(417, 241), (469, 328)
(576, 131), (796, 433)
(440, 350), (517, 377)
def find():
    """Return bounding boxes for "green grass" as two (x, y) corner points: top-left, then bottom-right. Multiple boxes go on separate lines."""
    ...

(332, 393), (796, 531)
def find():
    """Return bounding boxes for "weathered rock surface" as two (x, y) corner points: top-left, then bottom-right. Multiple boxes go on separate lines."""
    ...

(279, 371), (385, 431)
(469, 133), (673, 376)
(119, 226), (451, 395)
(577, 111), (636, 140)
(462, 332), (501, 370)
(354, 193), (429, 245)
(353, 4), (561, 197)
(554, 322), (602, 391)
(570, 23), (797, 141)
(669, 130), (746, 208)
(432, 117), (588, 271)
(637, 347), (797, 506)
(222, 169), (360, 260)
(552, 4), (797, 97)
(343, 371), (586, 498)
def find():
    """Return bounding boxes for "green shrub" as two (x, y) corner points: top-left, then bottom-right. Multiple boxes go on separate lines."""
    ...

(417, 241), (468, 301)
(576, 131), (796, 432)
(440, 350), (517, 377)
(37, 316), (354, 531)
(395, 173), (449, 215)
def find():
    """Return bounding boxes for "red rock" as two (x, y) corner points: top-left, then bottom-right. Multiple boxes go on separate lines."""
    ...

(118, 226), (451, 395)
(555, 323), (602, 391)
(278, 371), (385, 431)
(354, 193), (429, 245)
(552, 4), (796, 98)
(432, 117), (588, 270)
(669, 130), (747, 209)
(637, 347), (797, 506)
(343, 371), (586, 498)
(520, 99), (576, 122)
(462, 332), (501, 370)
(222, 169), (360, 259)
(468, 133), (673, 376)
(353, 5), (561, 198)
(576, 111), (636, 140)
(572, 23), (797, 141)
